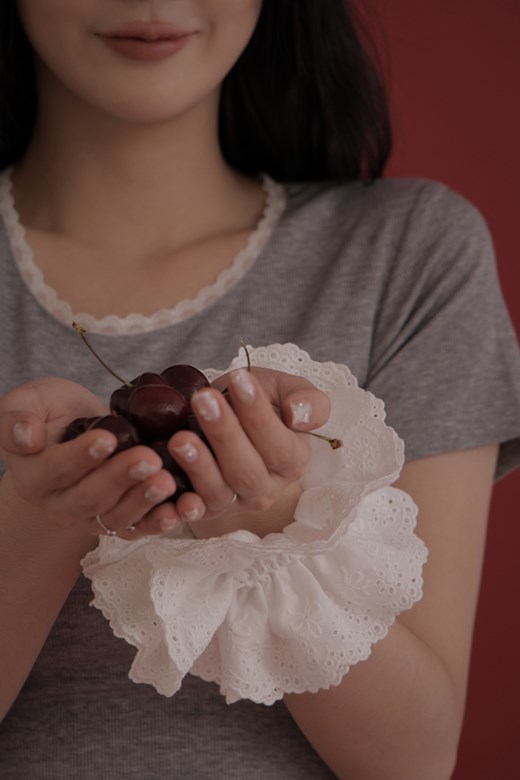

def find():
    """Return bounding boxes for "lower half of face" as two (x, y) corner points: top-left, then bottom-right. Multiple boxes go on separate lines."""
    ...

(16, 0), (263, 125)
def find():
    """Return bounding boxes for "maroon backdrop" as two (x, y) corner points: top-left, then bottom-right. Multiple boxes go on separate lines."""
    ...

(370, 1), (520, 776)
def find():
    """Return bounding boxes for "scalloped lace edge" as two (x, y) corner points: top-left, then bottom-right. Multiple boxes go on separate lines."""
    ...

(0, 168), (286, 335)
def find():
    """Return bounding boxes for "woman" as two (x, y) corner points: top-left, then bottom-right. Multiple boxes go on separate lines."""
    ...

(0, 1), (519, 778)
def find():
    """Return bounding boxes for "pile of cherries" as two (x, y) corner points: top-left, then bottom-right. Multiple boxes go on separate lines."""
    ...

(62, 324), (214, 500)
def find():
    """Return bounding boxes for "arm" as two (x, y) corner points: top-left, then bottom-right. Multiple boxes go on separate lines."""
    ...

(284, 443), (498, 780)
(0, 473), (95, 720)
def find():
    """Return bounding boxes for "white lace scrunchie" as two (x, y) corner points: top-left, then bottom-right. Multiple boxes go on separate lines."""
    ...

(82, 344), (428, 705)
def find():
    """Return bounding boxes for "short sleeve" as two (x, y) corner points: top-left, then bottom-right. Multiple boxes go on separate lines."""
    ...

(365, 181), (520, 479)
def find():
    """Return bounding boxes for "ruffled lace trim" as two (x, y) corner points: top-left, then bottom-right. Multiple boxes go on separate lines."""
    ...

(0, 168), (286, 335)
(82, 345), (428, 704)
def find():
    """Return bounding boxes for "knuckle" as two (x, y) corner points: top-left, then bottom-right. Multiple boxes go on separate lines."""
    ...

(247, 493), (276, 513)
(264, 441), (295, 473)
(69, 485), (99, 518)
(232, 467), (265, 496)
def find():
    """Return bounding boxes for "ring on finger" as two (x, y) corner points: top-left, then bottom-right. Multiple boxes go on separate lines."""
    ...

(223, 491), (238, 511)
(96, 514), (117, 537)
(208, 491), (238, 513)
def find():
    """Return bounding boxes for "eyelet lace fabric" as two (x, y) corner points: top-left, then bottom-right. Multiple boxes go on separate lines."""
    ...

(82, 344), (428, 704)
(0, 169), (285, 335)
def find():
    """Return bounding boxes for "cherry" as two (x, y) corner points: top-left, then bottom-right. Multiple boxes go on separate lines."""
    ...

(61, 414), (139, 453)
(61, 416), (94, 441)
(127, 384), (189, 441)
(110, 373), (168, 416)
(88, 415), (140, 453)
(161, 364), (209, 399)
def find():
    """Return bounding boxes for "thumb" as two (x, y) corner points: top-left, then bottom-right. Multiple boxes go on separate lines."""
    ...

(0, 411), (47, 456)
(273, 373), (331, 432)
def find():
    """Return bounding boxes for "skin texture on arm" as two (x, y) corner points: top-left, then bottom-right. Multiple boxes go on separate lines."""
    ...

(0, 473), (97, 720)
(283, 444), (498, 780)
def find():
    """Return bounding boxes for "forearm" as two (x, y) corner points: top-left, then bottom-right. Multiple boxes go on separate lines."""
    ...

(0, 472), (96, 719)
(284, 619), (461, 780)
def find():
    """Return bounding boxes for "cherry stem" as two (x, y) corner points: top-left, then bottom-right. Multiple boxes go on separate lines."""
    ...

(306, 431), (343, 449)
(240, 339), (252, 372)
(72, 322), (133, 387)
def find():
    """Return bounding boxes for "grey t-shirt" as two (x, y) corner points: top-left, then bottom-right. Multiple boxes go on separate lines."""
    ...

(0, 176), (519, 779)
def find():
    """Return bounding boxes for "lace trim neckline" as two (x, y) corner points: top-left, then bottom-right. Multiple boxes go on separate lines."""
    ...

(0, 168), (286, 336)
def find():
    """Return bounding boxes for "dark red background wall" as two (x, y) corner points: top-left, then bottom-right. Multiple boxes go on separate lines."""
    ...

(370, 1), (519, 776)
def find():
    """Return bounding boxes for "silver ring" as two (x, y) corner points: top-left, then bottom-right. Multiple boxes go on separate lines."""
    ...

(207, 491), (238, 514)
(224, 491), (238, 510)
(96, 514), (117, 536)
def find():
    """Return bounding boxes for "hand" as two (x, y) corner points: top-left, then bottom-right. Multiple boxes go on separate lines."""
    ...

(0, 378), (179, 539)
(164, 367), (331, 538)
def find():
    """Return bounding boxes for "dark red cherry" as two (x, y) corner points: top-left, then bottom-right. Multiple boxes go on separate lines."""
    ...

(131, 372), (168, 388)
(110, 386), (132, 416)
(110, 373), (168, 416)
(161, 364), (210, 399)
(151, 440), (193, 498)
(88, 415), (140, 453)
(127, 384), (189, 441)
(61, 416), (95, 442)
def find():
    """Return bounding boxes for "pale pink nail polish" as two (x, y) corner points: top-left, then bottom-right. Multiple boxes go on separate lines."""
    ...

(89, 438), (117, 459)
(161, 516), (180, 532)
(171, 441), (198, 463)
(183, 506), (203, 522)
(230, 369), (256, 404)
(13, 422), (33, 447)
(290, 399), (313, 427)
(191, 390), (220, 422)
(144, 485), (169, 503)
(129, 460), (161, 481)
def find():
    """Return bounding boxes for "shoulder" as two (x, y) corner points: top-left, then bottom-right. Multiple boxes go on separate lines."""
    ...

(274, 177), (495, 292)
(279, 176), (492, 248)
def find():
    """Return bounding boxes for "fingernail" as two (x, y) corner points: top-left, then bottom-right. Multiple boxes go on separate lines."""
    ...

(144, 485), (169, 503)
(129, 460), (161, 481)
(161, 516), (180, 532)
(183, 506), (203, 522)
(13, 421), (33, 447)
(290, 399), (313, 427)
(191, 390), (220, 422)
(171, 441), (198, 464)
(89, 437), (117, 459)
(230, 369), (256, 404)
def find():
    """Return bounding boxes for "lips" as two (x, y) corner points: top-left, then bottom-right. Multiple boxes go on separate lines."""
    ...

(98, 22), (195, 61)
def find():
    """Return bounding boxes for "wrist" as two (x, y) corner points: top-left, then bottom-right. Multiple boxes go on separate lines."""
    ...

(189, 481), (302, 539)
(0, 471), (97, 559)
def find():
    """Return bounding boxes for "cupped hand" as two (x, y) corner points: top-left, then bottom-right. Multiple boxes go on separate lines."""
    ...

(166, 367), (331, 538)
(0, 378), (179, 539)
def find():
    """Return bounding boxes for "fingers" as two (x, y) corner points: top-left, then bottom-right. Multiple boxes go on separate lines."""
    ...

(90, 475), (181, 540)
(46, 442), (177, 525)
(225, 369), (310, 479)
(169, 423), (253, 512)
(169, 372), (313, 517)
(211, 367), (331, 432)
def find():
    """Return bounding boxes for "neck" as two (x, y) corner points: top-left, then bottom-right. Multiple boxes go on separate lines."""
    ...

(12, 80), (259, 255)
